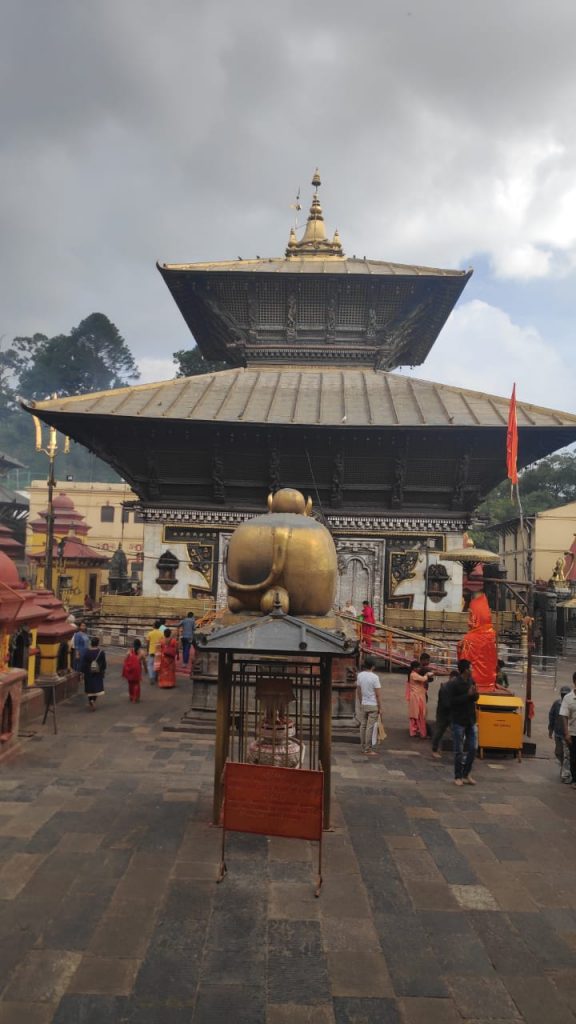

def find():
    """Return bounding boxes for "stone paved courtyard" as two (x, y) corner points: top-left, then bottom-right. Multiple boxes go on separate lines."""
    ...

(0, 657), (575, 1022)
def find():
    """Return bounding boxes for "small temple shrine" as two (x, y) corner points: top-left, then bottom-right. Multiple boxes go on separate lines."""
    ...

(0, 548), (76, 757)
(27, 492), (108, 606)
(24, 173), (576, 625)
(0, 522), (23, 560)
(195, 486), (357, 833)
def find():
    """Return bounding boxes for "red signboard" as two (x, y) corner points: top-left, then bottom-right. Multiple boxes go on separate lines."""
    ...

(222, 762), (323, 842)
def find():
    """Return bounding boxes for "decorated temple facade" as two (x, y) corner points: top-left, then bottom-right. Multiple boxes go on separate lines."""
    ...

(24, 174), (576, 622)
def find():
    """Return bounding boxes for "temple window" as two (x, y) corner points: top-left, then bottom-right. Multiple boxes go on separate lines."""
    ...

(100, 505), (114, 523)
(156, 550), (179, 591)
(122, 508), (131, 524)
(426, 563), (449, 603)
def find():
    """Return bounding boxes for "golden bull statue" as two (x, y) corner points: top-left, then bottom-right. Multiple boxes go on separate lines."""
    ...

(224, 488), (337, 616)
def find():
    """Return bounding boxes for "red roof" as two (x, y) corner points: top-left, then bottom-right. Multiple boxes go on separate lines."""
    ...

(29, 491), (90, 538)
(0, 553), (76, 635)
(29, 537), (108, 563)
(0, 527), (23, 555)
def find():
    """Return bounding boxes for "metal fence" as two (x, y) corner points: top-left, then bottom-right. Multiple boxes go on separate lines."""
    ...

(227, 657), (322, 771)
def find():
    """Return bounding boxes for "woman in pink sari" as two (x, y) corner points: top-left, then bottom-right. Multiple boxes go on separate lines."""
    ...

(158, 628), (178, 689)
(361, 601), (376, 649)
(406, 659), (428, 737)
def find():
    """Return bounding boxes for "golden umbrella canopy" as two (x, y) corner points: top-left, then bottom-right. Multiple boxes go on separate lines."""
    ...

(440, 547), (500, 565)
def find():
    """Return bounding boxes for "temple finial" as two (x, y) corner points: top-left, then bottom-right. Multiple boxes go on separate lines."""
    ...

(286, 227), (298, 253)
(285, 170), (345, 259)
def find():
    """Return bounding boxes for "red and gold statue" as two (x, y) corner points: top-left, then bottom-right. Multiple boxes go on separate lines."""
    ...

(458, 592), (497, 692)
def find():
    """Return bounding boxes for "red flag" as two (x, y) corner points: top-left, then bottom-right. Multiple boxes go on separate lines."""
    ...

(507, 384), (518, 486)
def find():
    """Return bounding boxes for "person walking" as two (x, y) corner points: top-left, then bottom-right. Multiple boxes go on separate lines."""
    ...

(559, 673), (576, 788)
(549, 686), (572, 783)
(122, 639), (145, 703)
(158, 628), (178, 689)
(446, 658), (478, 786)
(406, 660), (428, 738)
(82, 637), (106, 711)
(146, 620), (163, 685)
(179, 612), (196, 666)
(496, 659), (510, 689)
(356, 655), (382, 756)
(418, 650), (434, 704)
(72, 621), (90, 672)
(431, 669), (458, 758)
(360, 601), (376, 649)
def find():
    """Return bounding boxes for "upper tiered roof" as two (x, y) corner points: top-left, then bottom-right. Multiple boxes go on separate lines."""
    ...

(158, 171), (471, 370)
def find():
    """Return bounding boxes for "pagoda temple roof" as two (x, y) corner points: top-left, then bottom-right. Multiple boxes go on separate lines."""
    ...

(157, 171), (472, 370)
(0, 450), (24, 473)
(159, 255), (469, 278)
(24, 367), (576, 431)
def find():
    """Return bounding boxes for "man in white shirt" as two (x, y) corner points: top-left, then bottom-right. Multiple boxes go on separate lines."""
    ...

(560, 672), (576, 787)
(356, 655), (382, 756)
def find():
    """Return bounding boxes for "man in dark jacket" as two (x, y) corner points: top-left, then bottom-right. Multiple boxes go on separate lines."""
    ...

(549, 686), (572, 783)
(446, 659), (479, 786)
(432, 669), (458, 758)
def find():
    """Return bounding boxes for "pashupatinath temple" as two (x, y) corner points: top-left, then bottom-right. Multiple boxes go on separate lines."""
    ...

(24, 173), (576, 622)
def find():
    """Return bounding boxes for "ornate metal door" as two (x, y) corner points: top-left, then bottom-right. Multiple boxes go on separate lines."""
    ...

(336, 540), (386, 621)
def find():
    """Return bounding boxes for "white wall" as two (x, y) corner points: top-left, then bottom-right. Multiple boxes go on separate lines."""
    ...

(394, 534), (464, 612)
(142, 523), (210, 599)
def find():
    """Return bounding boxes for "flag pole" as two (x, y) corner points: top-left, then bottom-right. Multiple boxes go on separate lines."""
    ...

(507, 384), (533, 737)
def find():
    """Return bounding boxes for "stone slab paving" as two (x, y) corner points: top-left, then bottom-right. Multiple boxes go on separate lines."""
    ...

(0, 655), (574, 1021)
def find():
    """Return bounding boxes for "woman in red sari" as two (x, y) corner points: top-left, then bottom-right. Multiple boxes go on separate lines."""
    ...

(361, 601), (376, 649)
(158, 628), (178, 689)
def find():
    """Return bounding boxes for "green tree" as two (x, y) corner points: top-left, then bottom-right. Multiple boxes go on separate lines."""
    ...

(472, 452), (576, 549)
(15, 314), (139, 400)
(0, 314), (139, 483)
(173, 346), (229, 377)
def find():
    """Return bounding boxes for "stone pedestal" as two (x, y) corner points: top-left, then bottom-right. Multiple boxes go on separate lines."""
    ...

(0, 669), (25, 760)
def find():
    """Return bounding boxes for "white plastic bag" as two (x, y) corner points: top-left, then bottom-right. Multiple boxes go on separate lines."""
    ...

(371, 720), (379, 747)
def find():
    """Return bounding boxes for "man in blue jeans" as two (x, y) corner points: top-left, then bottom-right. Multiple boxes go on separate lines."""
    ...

(178, 612), (196, 666)
(447, 659), (479, 787)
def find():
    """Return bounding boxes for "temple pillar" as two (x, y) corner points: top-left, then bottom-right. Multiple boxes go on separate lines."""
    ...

(318, 655), (332, 829)
(212, 652), (232, 825)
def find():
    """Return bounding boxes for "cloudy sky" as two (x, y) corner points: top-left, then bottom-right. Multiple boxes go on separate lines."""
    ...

(2, 0), (576, 411)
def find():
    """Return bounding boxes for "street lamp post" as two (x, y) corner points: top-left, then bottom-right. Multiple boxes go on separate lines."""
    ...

(32, 416), (69, 593)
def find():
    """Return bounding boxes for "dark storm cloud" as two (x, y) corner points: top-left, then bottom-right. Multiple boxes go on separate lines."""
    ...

(2, 0), (576, 392)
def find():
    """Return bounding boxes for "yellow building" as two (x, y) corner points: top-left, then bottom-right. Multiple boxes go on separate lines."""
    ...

(27, 481), (144, 593)
(492, 501), (576, 584)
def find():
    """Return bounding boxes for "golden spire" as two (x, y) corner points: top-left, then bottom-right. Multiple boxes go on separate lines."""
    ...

(285, 170), (345, 259)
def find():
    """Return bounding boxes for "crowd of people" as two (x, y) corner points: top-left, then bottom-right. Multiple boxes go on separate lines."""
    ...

(68, 589), (576, 791)
(68, 611), (197, 711)
(357, 652), (480, 785)
(357, 647), (576, 789)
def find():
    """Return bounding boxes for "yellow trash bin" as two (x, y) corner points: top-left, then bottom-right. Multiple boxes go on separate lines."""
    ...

(476, 694), (524, 761)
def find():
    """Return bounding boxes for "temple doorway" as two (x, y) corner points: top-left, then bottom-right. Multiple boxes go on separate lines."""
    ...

(336, 540), (386, 621)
